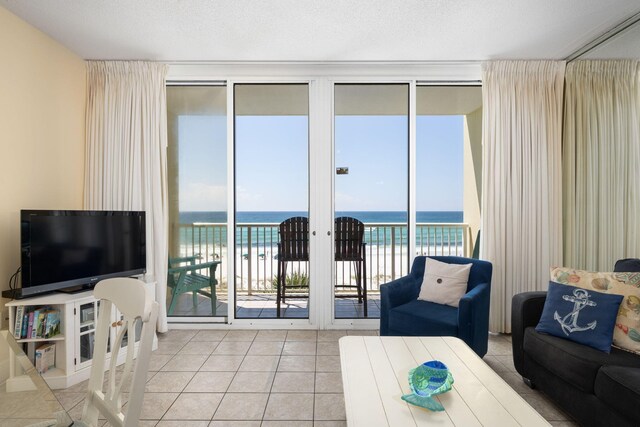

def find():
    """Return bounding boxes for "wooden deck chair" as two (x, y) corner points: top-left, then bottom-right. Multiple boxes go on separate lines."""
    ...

(78, 278), (158, 427)
(334, 216), (368, 316)
(167, 255), (221, 316)
(276, 216), (309, 317)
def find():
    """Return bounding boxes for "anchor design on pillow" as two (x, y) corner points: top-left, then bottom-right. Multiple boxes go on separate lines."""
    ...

(554, 288), (598, 335)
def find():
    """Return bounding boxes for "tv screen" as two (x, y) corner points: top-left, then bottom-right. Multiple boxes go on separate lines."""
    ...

(20, 210), (146, 296)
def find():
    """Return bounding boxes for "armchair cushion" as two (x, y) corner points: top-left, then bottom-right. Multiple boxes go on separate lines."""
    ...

(388, 299), (458, 337)
(418, 257), (472, 307)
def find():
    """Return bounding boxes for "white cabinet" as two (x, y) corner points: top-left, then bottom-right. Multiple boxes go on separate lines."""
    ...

(6, 283), (156, 389)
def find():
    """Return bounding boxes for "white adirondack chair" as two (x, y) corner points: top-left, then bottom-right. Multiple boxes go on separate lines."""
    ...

(78, 278), (158, 427)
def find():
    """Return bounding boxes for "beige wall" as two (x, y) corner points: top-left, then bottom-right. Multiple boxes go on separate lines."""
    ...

(0, 7), (86, 315)
(463, 107), (483, 254)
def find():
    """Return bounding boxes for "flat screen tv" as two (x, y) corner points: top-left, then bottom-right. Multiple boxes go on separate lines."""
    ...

(16, 210), (146, 298)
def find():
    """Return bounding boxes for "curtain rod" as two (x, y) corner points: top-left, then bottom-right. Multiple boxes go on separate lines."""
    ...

(565, 11), (640, 62)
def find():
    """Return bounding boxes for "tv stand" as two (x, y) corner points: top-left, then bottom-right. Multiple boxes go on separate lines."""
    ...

(5, 282), (157, 389)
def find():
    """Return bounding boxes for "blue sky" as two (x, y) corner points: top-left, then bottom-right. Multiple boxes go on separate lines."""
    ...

(177, 115), (227, 211)
(236, 116), (309, 211)
(178, 114), (464, 212)
(335, 115), (407, 211)
(416, 115), (464, 211)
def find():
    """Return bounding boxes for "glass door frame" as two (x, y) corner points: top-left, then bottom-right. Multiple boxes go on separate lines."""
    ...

(228, 78), (322, 329)
(325, 78), (417, 329)
(165, 81), (229, 325)
(166, 63), (482, 329)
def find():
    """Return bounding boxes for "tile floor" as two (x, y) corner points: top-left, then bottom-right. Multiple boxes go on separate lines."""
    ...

(53, 331), (578, 426)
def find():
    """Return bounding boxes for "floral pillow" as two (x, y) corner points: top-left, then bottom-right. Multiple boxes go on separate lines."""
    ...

(551, 267), (640, 355)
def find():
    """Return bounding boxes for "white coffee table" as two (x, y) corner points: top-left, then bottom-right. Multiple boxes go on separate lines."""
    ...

(339, 336), (550, 427)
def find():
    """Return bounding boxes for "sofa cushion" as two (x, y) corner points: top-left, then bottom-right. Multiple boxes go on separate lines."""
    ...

(388, 299), (458, 337)
(614, 258), (640, 273)
(535, 281), (622, 352)
(595, 366), (640, 424)
(523, 327), (640, 393)
(550, 267), (640, 355)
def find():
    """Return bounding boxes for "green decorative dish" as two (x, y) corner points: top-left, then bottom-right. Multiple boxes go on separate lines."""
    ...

(401, 360), (454, 411)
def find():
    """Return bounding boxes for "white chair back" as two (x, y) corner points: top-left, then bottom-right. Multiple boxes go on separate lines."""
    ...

(80, 278), (158, 427)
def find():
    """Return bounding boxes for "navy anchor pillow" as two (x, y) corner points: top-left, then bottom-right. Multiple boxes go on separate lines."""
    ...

(536, 281), (623, 353)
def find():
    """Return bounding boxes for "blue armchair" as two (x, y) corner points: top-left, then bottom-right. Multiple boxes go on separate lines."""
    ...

(380, 256), (493, 357)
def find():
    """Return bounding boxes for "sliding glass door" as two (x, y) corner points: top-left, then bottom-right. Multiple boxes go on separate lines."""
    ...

(165, 79), (482, 326)
(416, 86), (482, 259)
(333, 84), (409, 319)
(166, 85), (228, 319)
(234, 84), (310, 319)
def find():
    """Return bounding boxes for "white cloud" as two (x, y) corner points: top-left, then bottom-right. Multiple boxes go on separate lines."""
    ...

(236, 185), (265, 210)
(180, 182), (227, 211)
(335, 191), (369, 211)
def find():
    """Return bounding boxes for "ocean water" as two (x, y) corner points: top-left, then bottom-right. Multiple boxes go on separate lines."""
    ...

(177, 211), (464, 249)
(180, 210), (462, 224)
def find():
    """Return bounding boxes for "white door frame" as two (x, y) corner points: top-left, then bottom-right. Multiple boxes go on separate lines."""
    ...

(326, 78), (414, 329)
(229, 78), (320, 329)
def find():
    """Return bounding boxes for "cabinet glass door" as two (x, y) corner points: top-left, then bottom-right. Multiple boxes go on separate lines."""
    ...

(78, 302), (96, 366)
(77, 301), (110, 369)
(118, 312), (142, 349)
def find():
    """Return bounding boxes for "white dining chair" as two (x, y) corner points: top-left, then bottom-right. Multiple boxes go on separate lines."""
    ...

(78, 278), (158, 427)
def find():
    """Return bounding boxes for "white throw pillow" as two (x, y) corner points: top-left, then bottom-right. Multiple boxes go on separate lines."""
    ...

(418, 258), (472, 307)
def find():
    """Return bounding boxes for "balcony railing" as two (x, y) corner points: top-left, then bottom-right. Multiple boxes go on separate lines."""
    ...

(174, 222), (471, 294)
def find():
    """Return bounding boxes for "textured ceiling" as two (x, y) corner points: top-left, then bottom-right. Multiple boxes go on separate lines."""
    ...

(2, 0), (639, 61)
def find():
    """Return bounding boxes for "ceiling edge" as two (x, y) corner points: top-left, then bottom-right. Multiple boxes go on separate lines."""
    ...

(565, 10), (640, 61)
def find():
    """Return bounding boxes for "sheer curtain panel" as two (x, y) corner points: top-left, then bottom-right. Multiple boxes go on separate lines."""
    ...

(563, 60), (640, 272)
(85, 61), (169, 332)
(481, 61), (565, 333)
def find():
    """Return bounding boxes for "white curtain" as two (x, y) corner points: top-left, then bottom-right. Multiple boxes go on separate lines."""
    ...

(563, 60), (640, 271)
(85, 61), (169, 332)
(481, 61), (565, 333)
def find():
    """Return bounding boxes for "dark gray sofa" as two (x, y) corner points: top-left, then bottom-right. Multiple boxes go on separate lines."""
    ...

(512, 291), (640, 427)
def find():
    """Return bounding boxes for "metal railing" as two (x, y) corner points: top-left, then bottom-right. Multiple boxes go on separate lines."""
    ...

(175, 222), (471, 294)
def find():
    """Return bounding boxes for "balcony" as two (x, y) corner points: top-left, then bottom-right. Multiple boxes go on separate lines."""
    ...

(168, 221), (471, 318)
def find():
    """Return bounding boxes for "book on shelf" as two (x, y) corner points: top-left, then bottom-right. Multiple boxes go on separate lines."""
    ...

(26, 311), (34, 339)
(14, 306), (61, 339)
(21, 312), (28, 338)
(35, 343), (55, 374)
(13, 306), (24, 338)
(30, 308), (40, 339)
(44, 310), (61, 338)
(35, 310), (46, 338)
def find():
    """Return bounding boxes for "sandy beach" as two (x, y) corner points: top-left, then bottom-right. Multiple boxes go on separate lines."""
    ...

(177, 243), (465, 293)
